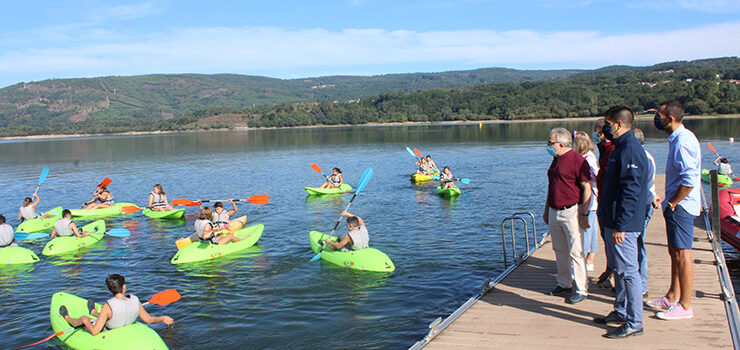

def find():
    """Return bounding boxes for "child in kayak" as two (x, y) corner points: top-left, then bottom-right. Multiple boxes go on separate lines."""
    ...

(324, 211), (369, 251)
(0, 215), (17, 248)
(59, 273), (173, 336)
(18, 193), (55, 221)
(415, 157), (432, 175)
(714, 157), (735, 178)
(50, 209), (90, 238)
(426, 155), (440, 174)
(440, 166), (459, 189)
(83, 185), (114, 210)
(148, 184), (174, 211)
(194, 206), (244, 245)
(198, 199), (238, 230)
(319, 168), (344, 189)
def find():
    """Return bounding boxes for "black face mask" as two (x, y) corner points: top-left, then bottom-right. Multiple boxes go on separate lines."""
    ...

(654, 115), (666, 131)
(602, 123), (615, 141)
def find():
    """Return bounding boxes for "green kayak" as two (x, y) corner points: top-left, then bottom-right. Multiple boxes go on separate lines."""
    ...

(435, 185), (461, 198)
(0, 246), (40, 264)
(702, 169), (734, 188)
(171, 224), (264, 264)
(304, 184), (353, 196)
(309, 231), (395, 272)
(142, 208), (185, 219)
(50, 292), (168, 350)
(70, 203), (138, 218)
(42, 220), (107, 256)
(17, 206), (63, 233)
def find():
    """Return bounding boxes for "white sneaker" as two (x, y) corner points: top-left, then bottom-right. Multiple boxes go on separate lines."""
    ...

(586, 264), (595, 271)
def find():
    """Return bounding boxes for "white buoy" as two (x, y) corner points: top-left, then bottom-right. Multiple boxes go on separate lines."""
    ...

(731, 137), (735, 143)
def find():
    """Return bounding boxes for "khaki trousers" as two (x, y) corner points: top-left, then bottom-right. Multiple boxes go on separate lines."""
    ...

(548, 205), (588, 295)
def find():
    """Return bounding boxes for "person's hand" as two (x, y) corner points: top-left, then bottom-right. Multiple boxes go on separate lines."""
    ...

(613, 231), (625, 244)
(578, 214), (590, 229)
(542, 212), (549, 225)
(33, 193), (39, 199)
(162, 316), (174, 325)
(652, 197), (661, 209)
(196, 200), (202, 204)
(228, 199), (235, 204)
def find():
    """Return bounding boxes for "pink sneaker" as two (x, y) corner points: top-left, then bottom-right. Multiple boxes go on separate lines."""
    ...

(656, 303), (694, 320)
(644, 296), (676, 310)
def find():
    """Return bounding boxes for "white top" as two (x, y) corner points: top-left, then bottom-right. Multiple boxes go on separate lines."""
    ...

(0, 224), (14, 247)
(105, 295), (140, 330)
(54, 218), (74, 237)
(719, 162), (733, 176)
(347, 225), (369, 250)
(20, 205), (38, 220)
(583, 151), (599, 211)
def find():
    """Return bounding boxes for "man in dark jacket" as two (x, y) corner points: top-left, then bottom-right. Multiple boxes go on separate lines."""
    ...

(594, 106), (649, 339)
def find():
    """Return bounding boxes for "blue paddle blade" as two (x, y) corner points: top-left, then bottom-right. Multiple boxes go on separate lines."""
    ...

(106, 228), (131, 237)
(460, 178), (470, 184)
(309, 252), (321, 262)
(354, 167), (373, 194)
(24, 232), (49, 240)
(406, 147), (418, 159)
(38, 167), (49, 185)
(430, 175), (440, 180)
(14, 232), (28, 240)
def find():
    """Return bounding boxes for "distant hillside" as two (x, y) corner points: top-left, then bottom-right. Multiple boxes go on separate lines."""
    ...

(0, 67), (579, 134)
(1, 57), (738, 136)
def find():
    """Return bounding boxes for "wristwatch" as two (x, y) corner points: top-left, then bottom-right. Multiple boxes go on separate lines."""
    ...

(667, 202), (675, 210)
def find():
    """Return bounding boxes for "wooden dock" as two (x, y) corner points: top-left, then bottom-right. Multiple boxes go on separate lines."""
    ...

(421, 175), (735, 349)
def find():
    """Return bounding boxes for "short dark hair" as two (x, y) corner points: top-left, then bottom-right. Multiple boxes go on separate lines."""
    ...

(214, 202), (223, 208)
(0, 215), (5, 224)
(106, 274), (126, 294)
(333, 167), (342, 174)
(62, 209), (71, 218)
(660, 100), (685, 122)
(347, 216), (360, 227)
(24, 197), (32, 205)
(721, 158), (729, 163)
(605, 106), (634, 127)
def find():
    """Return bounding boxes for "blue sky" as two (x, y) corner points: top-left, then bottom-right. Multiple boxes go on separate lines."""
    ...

(1, 0), (739, 87)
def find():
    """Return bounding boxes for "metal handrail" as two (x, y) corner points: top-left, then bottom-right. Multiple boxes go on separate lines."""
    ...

(409, 212), (546, 350)
(703, 170), (740, 349)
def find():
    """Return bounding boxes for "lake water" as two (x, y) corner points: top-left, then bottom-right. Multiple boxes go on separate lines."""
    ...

(1, 118), (738, 349)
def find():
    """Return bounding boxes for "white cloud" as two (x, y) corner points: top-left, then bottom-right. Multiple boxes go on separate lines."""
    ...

(0, 21), (739, 86)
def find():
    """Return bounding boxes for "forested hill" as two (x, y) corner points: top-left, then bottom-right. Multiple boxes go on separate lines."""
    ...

(0, 67), (578, 134)
(1, 57), (739, 136)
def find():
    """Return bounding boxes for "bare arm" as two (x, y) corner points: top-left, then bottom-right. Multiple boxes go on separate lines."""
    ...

(139, 303), (174, 325)
(85, 303), (111, 336)
(148, 194), (154, 208)
(70, 222), (85, 238)
(667, 185), (693, 208)
(18, 209), (22, 221)
(341, 211), (364, 226)
(578, 181), (592, 229)
(326, 234), (351, 249)
(228, 199), (237, 216)
(32, 194), (40, 207)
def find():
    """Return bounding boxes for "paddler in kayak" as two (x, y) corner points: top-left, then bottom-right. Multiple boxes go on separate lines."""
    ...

(324, 211), (369, 251)
(319, 168), (344, 189)
(59, 273), (173, 336)
(198, 199), (238, 230)
(440, 166), (459, 189)
(50, 209), (90, 238)
(148, 184), (174, 211)
(415, 157), (432, 175)
(194, 206), (244, 244)
(0, 215), (17, 248)
(714, 157), (735, 179)
(83, 184), (114, 210)
(18, 193), (55, 221)
(426, 155), (440, 174)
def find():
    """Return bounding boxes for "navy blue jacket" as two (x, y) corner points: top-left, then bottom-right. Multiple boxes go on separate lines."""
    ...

(597, 129), (649, 232)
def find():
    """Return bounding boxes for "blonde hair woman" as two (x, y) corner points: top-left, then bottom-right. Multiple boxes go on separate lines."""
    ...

(148, 184), (174, 211)
(573, 131), (599, 272)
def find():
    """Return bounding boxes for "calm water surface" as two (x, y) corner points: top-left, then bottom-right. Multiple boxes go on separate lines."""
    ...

(1, 119), (738, 349)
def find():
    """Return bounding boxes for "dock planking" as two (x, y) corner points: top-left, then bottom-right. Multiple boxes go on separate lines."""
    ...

(424, 175), (734, 349)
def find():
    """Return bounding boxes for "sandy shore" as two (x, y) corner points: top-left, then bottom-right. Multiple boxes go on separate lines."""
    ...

(2, 114), (738, 141)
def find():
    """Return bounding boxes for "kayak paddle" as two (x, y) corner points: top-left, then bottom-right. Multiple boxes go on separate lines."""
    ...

(310, 167), (373, 262)
(14, 289), (180, 350)
(81, 178), (113, 208)
(15, 232), (49, 241)
(33, 167), (50, 196)
(171, 195), (269, 207)
(106, 228), (131, 237)
(121, 205), (142, 214)
(310, 163), (331, 181)
(413, 148), (423, 159)
(406, 147), (420, 160)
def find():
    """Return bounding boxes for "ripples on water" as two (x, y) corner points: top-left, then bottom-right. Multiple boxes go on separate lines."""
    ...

(1, 119), (738, 348)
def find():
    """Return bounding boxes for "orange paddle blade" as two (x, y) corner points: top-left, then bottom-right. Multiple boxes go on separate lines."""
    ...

(121, 205), (140, 214)
(99, 177), (112, 188)
(310, 164), (323, 174)
(708, 142), (718, 155)
(147, 289), (181, 306)
(171, 198), (195, 206)
(413, 148), (423, 158)
(246, 194), (269, 205)
(14, 329), (68, 349)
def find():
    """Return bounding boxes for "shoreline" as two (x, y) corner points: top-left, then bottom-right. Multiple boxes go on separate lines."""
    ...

(2, 114), (739, 141)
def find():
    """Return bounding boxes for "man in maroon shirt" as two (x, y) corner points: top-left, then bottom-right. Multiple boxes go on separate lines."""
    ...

(543, 128), (593, 304)
(594, 118), (616, 287)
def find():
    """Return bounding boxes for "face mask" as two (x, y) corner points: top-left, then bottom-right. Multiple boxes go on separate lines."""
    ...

(602, 123), (615, 141)
(592, 131), (600, 144)
(546, 145), (558, 157)
(654, 115), (666, 131)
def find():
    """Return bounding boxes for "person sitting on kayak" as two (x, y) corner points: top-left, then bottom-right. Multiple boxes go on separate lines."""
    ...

(50, 209), (90, 238)
(197, 199), (238, 230)
(83, 185), (114, 210)
(59, 273), (173, 336)
(440, 166), (459, 189)
(415, 157), (432, 175)
(18, 193), (55, 221)
(426, 155), (440, 174)
(324, 211), (369, 251)
(0, 215), (17, 248)
(148, 184), (174, 211)
(714, 157), (735, 178)
(195, 206), (244, 245)
(319, 168), (344, 189)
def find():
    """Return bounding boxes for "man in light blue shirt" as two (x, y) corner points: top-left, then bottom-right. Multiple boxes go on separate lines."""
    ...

(646, 100), (701, 321)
